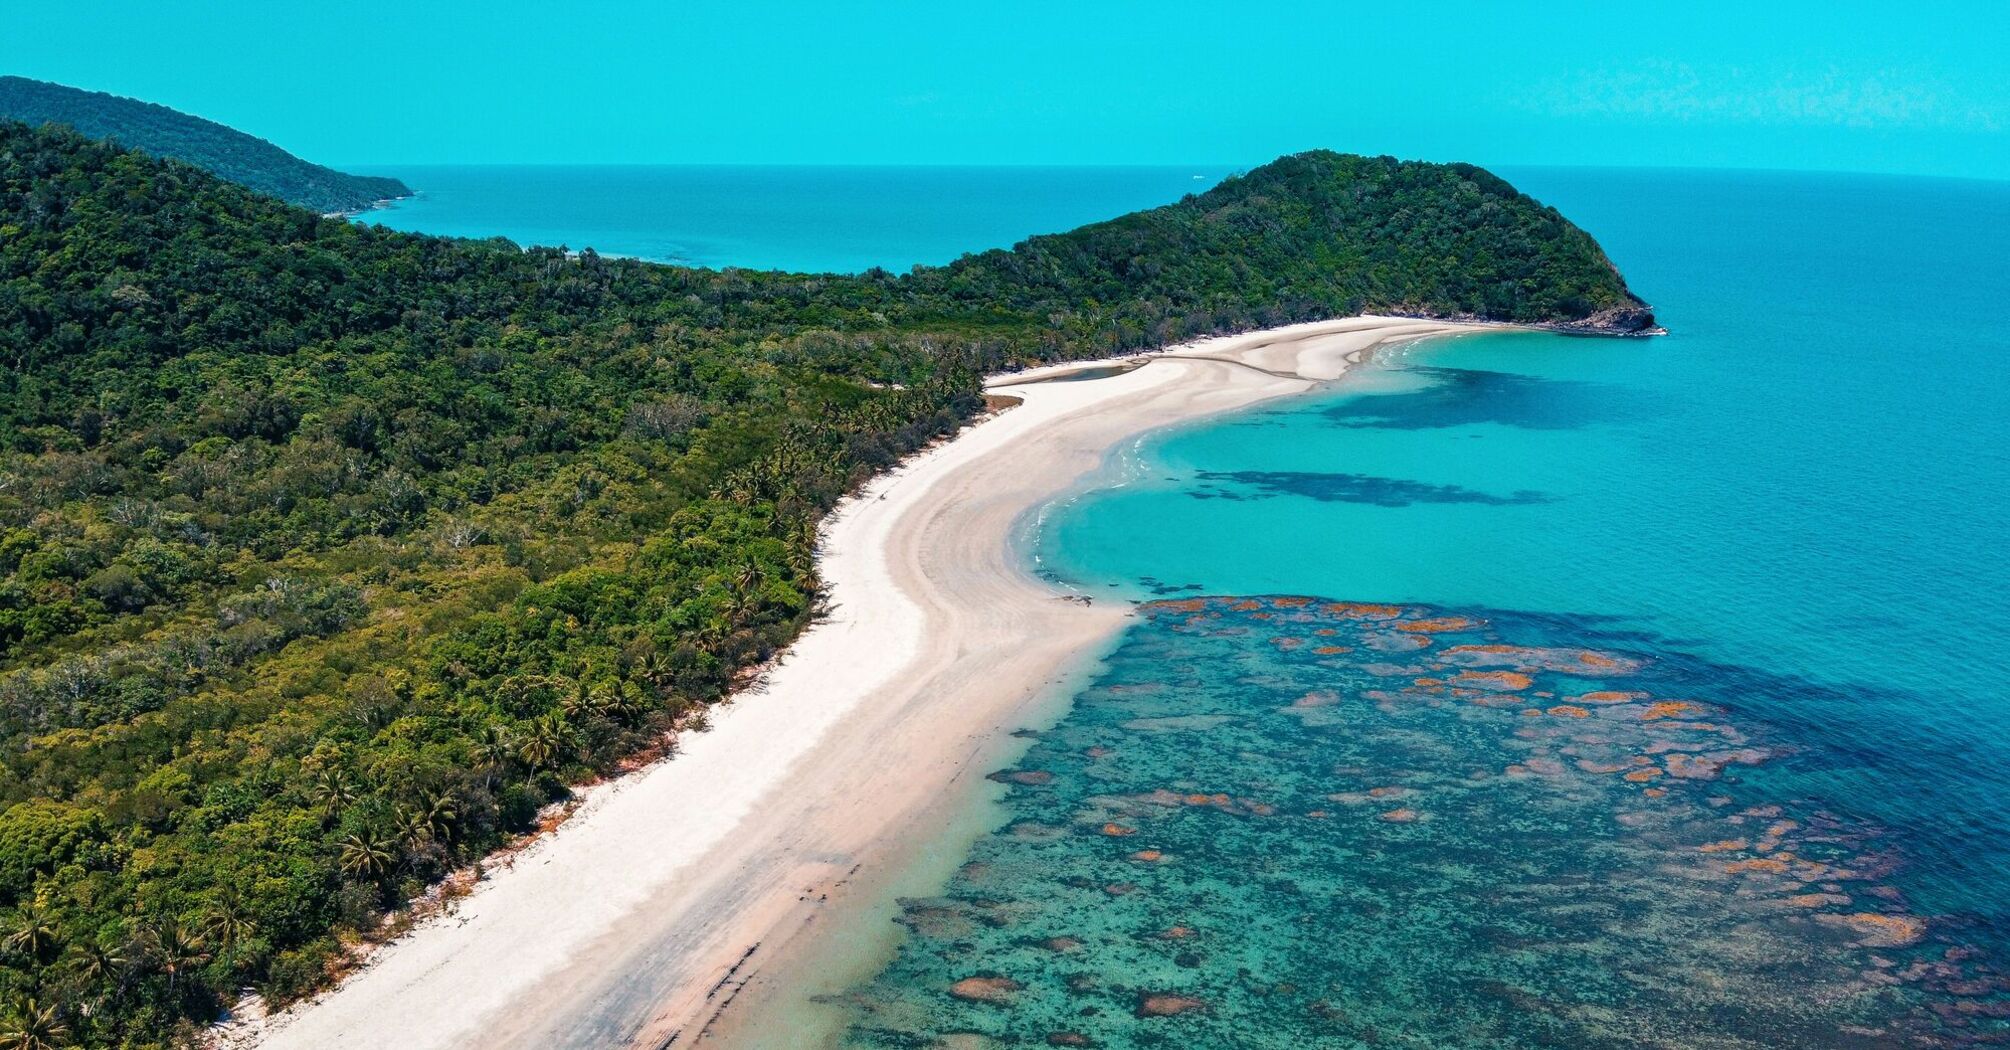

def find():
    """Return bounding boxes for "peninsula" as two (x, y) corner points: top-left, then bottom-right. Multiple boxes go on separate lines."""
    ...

(0, 117), (1647, 1048)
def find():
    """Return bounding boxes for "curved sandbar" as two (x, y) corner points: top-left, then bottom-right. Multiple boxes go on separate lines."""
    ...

(239, 316), (1480, 1050)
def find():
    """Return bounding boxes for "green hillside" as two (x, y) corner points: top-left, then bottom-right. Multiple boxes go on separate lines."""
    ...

(925, 150), (1655, 335)
(0, 77), (409, 213)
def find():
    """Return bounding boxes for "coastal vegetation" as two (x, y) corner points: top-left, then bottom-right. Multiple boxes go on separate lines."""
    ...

(0, 77), (410, 214)
(0, 118), (1647, 1046)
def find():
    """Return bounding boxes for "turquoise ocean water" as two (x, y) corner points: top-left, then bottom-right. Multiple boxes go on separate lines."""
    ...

(854, 169), (2010, 1046)
(351, 166), (2010, 1044)
(349, 165), (1227, 272)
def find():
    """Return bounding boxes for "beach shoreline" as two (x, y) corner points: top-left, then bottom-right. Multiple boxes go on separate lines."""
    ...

(232, 315), (1489, 1050)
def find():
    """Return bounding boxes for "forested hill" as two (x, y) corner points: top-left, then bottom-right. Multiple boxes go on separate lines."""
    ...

(0, 76), (410, 213)
(0, 120), (1647, 1047)
(922, 150), (1655, 336)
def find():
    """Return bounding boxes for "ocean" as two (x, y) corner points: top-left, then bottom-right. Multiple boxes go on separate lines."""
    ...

(348, 165), (1229, 272)
(349, 165), (2010, 1045)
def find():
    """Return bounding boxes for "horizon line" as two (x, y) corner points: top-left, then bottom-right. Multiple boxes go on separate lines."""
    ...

(330, 158), (2010, 186)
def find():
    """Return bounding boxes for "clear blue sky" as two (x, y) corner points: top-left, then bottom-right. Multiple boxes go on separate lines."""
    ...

(5, 1), (2006, 178)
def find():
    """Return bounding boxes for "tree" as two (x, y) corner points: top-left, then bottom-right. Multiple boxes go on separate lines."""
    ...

(309, 766), (359, 821)
(63, 940), (127, 1002)
(336, 830), (399, 882)
(0, 998), (69, 1050)
(141, 923), (209, 997)
(394, 793), (456, 849)
(201, 890), (258, 953)
(518, 715), (575, 772)
(600, 683), (645, 725)
(2, 900), (59, 966)
(471, 725), (518, 786)
(419, 792), (459, 843)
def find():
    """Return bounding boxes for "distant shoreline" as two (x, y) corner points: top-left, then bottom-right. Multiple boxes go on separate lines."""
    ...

(233, 316), (1505, 1050)
(329, 191), (415, 220)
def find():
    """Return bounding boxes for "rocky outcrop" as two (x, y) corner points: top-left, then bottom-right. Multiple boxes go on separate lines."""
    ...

(1551, 304), (1664, 336)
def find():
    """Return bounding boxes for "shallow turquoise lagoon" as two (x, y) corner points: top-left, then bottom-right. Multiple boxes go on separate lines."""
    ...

(842, 599), (1987, 1047)
(1033, 170), (2010, 921)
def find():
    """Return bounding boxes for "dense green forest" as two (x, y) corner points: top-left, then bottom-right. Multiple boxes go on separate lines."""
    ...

(0, 78), (409, 214)
(0, 118), (1647, 1047)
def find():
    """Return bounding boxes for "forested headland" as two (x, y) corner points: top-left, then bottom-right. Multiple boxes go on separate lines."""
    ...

(0, 78), (410, 214)
(0, 118), (1648, 1046)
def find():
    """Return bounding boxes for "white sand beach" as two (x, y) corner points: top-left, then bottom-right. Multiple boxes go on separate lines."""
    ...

(237, 316), (1481, 1050)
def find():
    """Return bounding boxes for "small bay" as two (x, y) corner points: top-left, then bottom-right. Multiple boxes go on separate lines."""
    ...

(356, 163), (2010, 1044)
(868, 168), (2010, 1044)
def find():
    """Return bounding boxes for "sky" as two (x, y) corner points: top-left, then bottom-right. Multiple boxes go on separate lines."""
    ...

(4, 1), (2007, 178)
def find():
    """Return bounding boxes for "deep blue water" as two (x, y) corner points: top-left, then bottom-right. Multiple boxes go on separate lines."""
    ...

(348, 165), (1228, 272)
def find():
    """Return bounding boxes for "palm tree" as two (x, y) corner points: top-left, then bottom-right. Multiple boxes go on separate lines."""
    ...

(518, 714), (573, 771)
(336, 829), (399, 881)
(418, 791), (458, 843)
(786, 520), (820, 578)
(2, 900), (60, 965)
(143, 923), (209, 997)
(734, 556), (763, 593)
(600, 685), (645, 725)
(65, 939), (127, 1001)
(472, 724), (517, 786)
(728, 585), (761, 623)
(633, 647), (668, 688)
(0, 998), (69, 1050)
(558, 680), (598, 721)
(201, 890), (258, 952)
(391, 805), (424, 850)
(393, 792), (457, 849)
(691, 609), (735, 657)
(309, 766), (357, 820)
